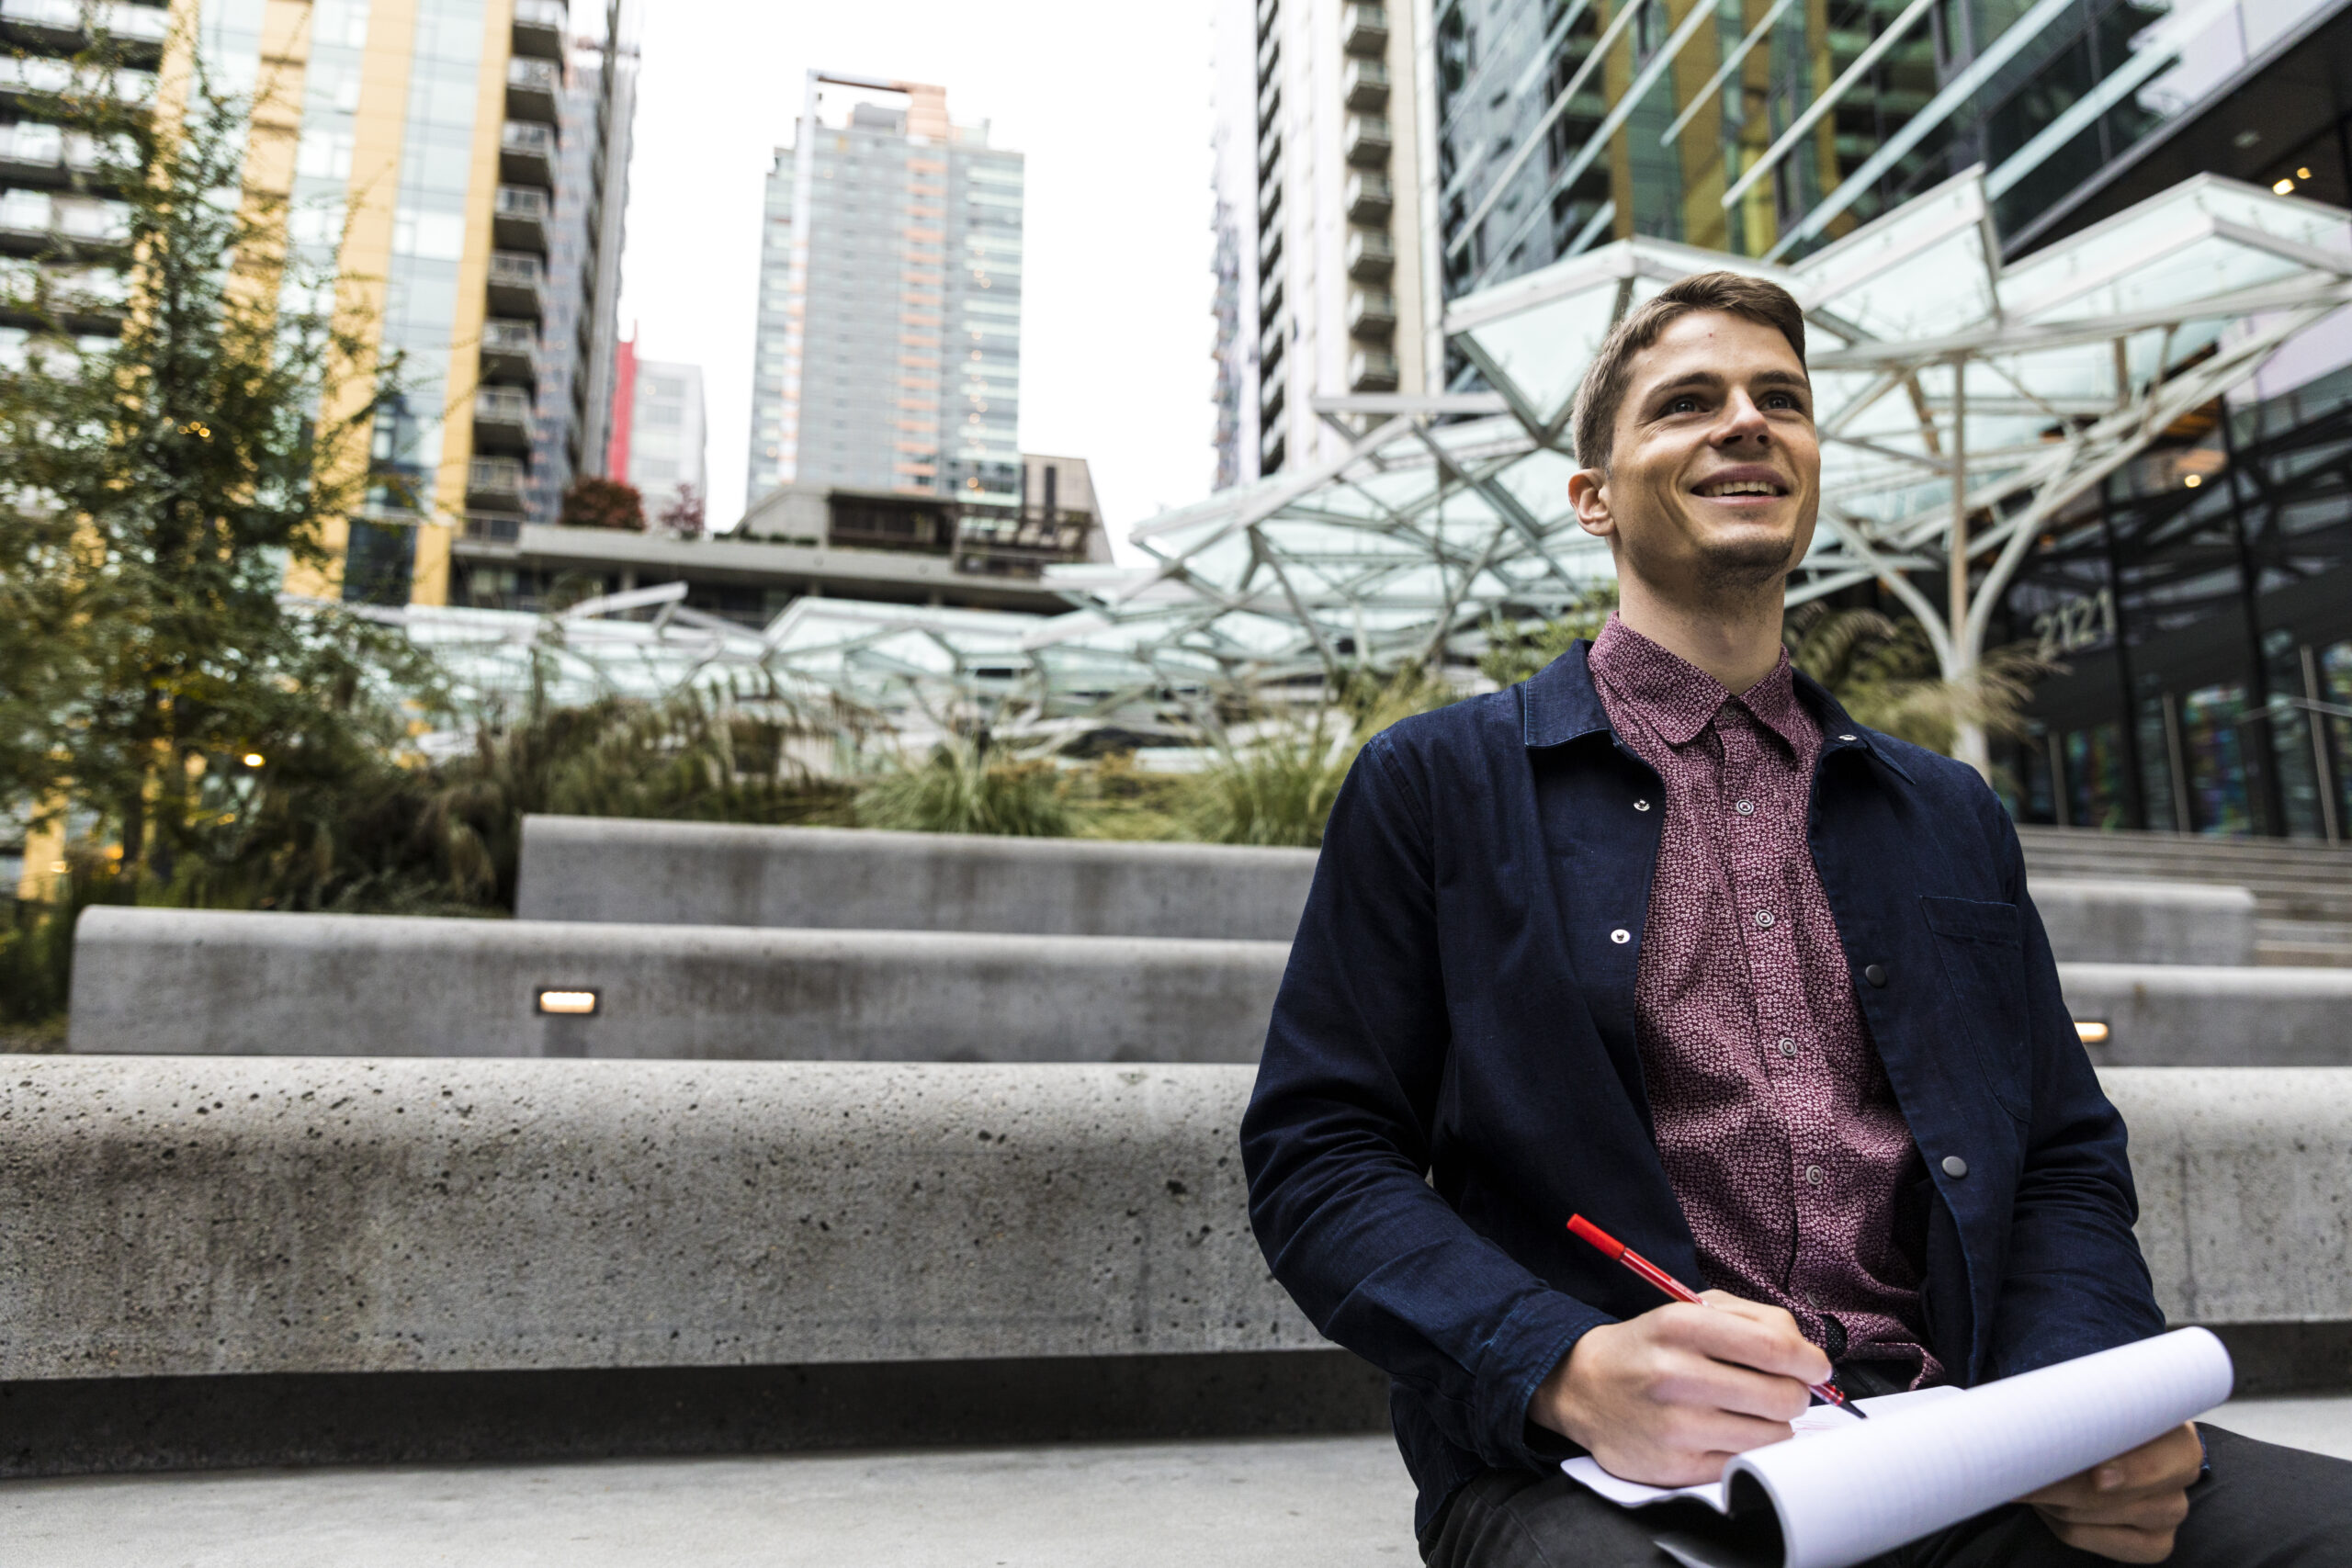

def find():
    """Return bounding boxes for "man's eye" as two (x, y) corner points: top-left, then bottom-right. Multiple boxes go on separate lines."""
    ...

(1667, 396), (1702, 414)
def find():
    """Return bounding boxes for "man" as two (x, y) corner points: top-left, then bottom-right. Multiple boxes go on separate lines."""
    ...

(1240, 272), (2350, 1565)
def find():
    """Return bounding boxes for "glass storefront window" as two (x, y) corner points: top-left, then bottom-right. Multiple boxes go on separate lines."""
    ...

(2135, 694), (2177, 832)
(2177, 682), (2256, 835)
(2063, 723), (2131, 831)
(2324, 642), (2352, 833)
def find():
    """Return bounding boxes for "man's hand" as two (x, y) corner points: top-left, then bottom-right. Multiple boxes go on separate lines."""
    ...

(1528, 1290), (1831, 1486)
(2020, 1422), (2201, 1562)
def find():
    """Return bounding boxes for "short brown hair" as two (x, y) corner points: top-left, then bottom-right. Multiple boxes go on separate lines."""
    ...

(1568, 271), (1807, 473)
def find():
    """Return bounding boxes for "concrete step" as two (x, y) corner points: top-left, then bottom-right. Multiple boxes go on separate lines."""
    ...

(2018, 826), (2352, 964)
(514, 816), (1319, 942)
(68, 908), (1289, 1063)
(8, 1404), (2350, 1568)
(71, 903), (2330, 1066)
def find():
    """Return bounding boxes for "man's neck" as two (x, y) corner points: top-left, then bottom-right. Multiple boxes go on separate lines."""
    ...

(1611, 575), (1786, 695)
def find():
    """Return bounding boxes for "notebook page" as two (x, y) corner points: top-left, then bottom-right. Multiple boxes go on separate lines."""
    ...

(1561, 1388), (1963, 1512)
(1732, 1328), (2233, 1568)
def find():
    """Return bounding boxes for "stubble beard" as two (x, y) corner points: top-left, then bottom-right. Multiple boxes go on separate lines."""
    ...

(1619, 513), (1801, 608)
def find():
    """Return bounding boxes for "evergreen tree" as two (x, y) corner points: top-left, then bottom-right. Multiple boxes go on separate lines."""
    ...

(0, 43), (439, 897)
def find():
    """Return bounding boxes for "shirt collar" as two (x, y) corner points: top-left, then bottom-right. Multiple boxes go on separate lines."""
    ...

(1588, 615), (1809, 750)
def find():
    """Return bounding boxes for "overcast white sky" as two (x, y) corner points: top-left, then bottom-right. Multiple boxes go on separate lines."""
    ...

(614, 0), (1222, 553)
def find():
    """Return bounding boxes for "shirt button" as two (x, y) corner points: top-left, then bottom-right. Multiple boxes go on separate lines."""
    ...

(1610, 928), (1631, 944)
(1735, 799), (1755, 816)
(1754, 911), (1775, 930)
(1805, 1165), (1825, 1187)
(1942, 1156), (1970, 1179)
(1778, 1037), (1796, 1058)
(1634, 798), (1652, 812)
(1863, 963), (1888, 987)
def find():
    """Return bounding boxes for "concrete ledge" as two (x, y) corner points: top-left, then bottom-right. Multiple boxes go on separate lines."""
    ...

(2034, 878), (2257, 965)
(66, 908), (1287, 1063)
(2064, 965), (2352, 1066)
(2105, 1068), (2352, 1326)
(514, 817), (1320, 941)
(0, 1058), (1315, 1382)
(4, 1060), (2347, 1395)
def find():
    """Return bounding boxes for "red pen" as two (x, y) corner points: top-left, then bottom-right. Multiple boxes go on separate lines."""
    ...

(1566, 1213), (1867, 1421)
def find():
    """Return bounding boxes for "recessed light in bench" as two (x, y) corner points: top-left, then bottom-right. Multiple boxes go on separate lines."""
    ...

(537, 988), (600, 1017)
(2075, 1020), (2110, 1045)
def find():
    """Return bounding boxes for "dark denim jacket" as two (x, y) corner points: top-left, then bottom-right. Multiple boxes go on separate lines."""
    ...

(1238, 643), (2165, 1536)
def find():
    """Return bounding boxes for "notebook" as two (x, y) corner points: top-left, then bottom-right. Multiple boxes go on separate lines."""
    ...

(1558, 1326), (2233, 1568)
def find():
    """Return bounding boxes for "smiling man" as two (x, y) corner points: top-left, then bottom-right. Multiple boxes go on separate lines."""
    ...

(1240, 272), (2350, 1565)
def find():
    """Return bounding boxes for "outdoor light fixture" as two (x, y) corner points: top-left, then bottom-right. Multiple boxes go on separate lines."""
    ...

(536, 988), (600, 1016)
(2275, 177), (2296, 195)
(2075, 1020), (2112, 1045)
(2299, 167), (2314, 180)
(2183, 474), (2202, 488)
(242, 752), (265, 767)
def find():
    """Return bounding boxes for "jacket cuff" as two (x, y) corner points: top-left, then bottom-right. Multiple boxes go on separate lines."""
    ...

(1473, 1290), (1618, 1471)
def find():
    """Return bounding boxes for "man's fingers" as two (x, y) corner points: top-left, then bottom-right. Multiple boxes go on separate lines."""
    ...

(2022, 1424), (2203, 1507)
(1668, 1297), (1832, 1385)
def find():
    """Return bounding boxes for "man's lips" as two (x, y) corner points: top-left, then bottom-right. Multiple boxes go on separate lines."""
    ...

(1690, 467), (1791, 500)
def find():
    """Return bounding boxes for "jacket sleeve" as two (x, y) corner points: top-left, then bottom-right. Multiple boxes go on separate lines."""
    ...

(1983, 798), (2168, 1378)
(1239, 728), (1611, 1470)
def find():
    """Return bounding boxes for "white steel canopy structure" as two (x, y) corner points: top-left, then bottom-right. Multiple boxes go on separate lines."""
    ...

(357, 171), (2352, 749)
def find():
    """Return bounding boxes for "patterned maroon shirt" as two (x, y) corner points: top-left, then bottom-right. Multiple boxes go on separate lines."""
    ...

(1588, 615), (1939, 1384)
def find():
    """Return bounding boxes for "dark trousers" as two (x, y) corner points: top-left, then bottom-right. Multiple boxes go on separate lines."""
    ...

(1419, 1426), (2352, 1567)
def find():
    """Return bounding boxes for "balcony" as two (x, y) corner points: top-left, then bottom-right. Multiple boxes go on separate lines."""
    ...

(1345, 227), (1395, 280)
(1257, 266), (1283, 319)
(467, 457), (527, 510)
(472, 386), (533, 455)
(512, 0), (564, 60)
(1260, 419), (1285, 467)
(461, 513), (525, 545)
(1258, 179), (1281, 231)
(1349, 348), (1399, 392)
(1260, 374), (1285, 423)
(1257, 0), (1276, 39)
(1257, 73), (1280, 134)
(3, 0), (169, 58)
(1341, 3), (1387, 56)
(1344, 57), (1389, 110)
(1348, 288), (1396, 340)
(505, 56), (559, 123)
(1258, 221), (1281, 273)
(1258, 120), (1281, 182)
(1260, 321), (1284, 376)
(1345, 170), (1393, 222)
(486, 249), (545, 318)
(492, 184), (550, 253)
(1256, 29), (1278, 84)
(480, 317), (539, 386)
(1344, 114), (1392, 168)
(499, 120), (555, 188)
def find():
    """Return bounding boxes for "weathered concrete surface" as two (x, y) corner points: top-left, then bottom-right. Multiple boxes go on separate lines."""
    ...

(8, 1403), (2350, 1568)
(0, 1058), (1312, 1382)
(514, 817), (1321, 940)
(72, 907), (2334, 1066)
(2032, 878), (2256, 965)
(3, 1060), (2346, 1391)
(67, 908), (1288, 1062)
(2063, 965), (2352, 1066)
(2107, 1068), (2352, 1327)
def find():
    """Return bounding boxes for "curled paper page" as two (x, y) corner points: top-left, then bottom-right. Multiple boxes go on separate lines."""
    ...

(1724, 1327), (2233, 1568)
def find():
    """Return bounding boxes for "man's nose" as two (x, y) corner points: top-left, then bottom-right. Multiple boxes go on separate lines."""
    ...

(1715, 389), (1772, 443)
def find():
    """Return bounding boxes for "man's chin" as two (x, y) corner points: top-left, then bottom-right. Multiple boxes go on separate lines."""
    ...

(1691, 534), (1801, 593)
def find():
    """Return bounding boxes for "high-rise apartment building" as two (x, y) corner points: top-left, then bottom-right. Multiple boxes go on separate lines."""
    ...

(1211, 0), (1438, 485)
(747, 73), (1024, 509)
(522, 19), (636, 530)
(610, 355), (704, 525)
(218, 0), (639, 604)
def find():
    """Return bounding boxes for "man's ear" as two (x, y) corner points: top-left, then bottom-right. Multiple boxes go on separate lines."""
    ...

(1568, 468), (1613, 540)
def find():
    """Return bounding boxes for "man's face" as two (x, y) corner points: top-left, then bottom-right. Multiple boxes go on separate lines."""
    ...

(1570, 310), (1820, 599)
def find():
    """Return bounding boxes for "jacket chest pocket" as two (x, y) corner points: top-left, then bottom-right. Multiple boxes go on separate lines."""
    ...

(1918, 895), (2030, 1121)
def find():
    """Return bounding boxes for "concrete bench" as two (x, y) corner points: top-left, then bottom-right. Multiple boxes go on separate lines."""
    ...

(514, 817), (1321, 942)
(3, 1059), (2346, 1386)
(514, 816), (2256, 965)
(67, 908), (1288, 1063)
(68, 904), (2332, 1065)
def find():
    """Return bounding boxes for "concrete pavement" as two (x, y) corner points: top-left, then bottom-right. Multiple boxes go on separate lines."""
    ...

(6, 1399), (2346, 1568)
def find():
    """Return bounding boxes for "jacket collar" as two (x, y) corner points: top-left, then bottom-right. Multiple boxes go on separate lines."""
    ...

(1520, 637), (1913, 784)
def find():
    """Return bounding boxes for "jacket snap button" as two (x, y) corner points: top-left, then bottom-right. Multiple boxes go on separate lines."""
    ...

(1863, 963), (1888, 987)
(1610, 928), (1631, 944)
(1634, 798), (1651, 812)
(1838, 733), (1858, 741)
(1941, 1156), (1969, 1179)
